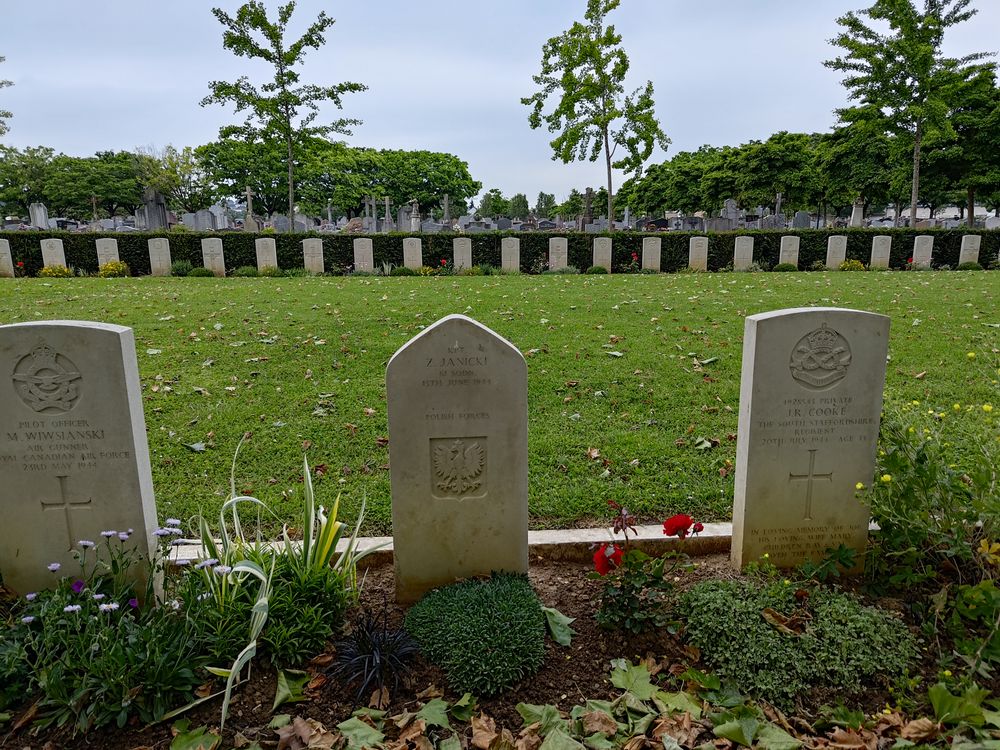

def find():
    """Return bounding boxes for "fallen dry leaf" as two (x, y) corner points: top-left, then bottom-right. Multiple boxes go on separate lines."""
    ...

(586, 447), (601, 460)
(901, 718), (939, 742)
(472, 714), (499, 750)
(415, 684), (443, 700)
(582, 711), (617, 737)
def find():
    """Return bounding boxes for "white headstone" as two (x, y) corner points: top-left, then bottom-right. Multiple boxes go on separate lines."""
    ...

(779, 236), (800, 268)
(959, 235), (981, 266)
(549, 237), (568, 271)
(848, 199), (864, 228)
(96, 238), (120, 267)
(826, 236), (847, 270)
(29, 203), (49, 230)
(302, 238), (324, 275)
(201, 238), (226, 277)
(912, 236), (933, 269)
(593, 237), (612, 271)
(353, 238), (374, 272)
(732, 308), (889, 571)
(387, 314), (528, 603)
(642, 237), (661, 271)
(689, 236), (708, 272)
(985, 216), (1000, 231)
(501, 237), (520, 272)
(871, 236), (891, 269)
(0, 239), (13, 278)
(734, 236), (754, 271)
(0, 322), (159, 594)
(454, 237), (473, 270)
(41, 238), (66, 268)
(403, 238), (422, 269)
(148, 238), (171, 277)
(255, 237), (278, 271)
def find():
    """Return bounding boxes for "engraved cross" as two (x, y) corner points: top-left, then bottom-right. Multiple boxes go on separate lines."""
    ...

(788, 450), (833, 521)
(40, 475), (93, 551)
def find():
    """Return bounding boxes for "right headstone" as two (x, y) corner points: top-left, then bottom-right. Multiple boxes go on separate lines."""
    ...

(959, 235), (981, 266)
(731, 308), (890, 571)
(387, 314), (528, 603)
(96, 238), (120, 267)
(779, 236), (800, 268)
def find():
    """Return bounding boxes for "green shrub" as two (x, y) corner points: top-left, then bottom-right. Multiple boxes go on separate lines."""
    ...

(284, 267), (309, 277)
(259, 265), (285, 277)
(808, 260), (827, 271)
(170, 259), (193, 277)
(772, 263), (798, 272)
(957, 261), (983, 271)
(839, 259), (866, 272)
(390, 266), (417, 276)
(585, 265), (609, 274)
(680, 580), (916, 709)
(543, 266), (580, 275)
(187, 267), (216, 278)
(98, 260), (130, 278)
(38, 264), (73, 278)
(233, 265), (259, 277)
(404, 572), (545, 696)
(458, 266), (485, 276)
(416, 265), (437, 276)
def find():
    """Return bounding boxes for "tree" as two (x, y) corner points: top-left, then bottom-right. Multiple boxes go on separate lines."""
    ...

(478, 188), (509, 218)
(825, 0), (992, 226)
(197, 137), (289, 217)
(816, 111), (895, 219)
(377, 150), (480, 216)
(136, 145), (218, 213)
(556, 188), (584, 218)
(201, 1), (365, 231)
(733, 132), (823, 213)
(0, 146), (54, 214)
(522, 0), (668, 226)
(534, 191), (557, 217)
(508, 193), (530, 219)
(0, 56), (12, 137)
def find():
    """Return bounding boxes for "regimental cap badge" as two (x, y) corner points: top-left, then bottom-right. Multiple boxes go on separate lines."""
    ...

(789, 324), (852, 391)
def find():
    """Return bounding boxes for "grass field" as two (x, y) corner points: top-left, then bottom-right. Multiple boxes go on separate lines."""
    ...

(2, 271), (997, 534)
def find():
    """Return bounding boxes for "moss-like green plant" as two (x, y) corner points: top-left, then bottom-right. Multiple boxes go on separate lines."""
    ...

(585, 265), (609, 274)
(233, 266), (260, 277)
(390, 266), (417, 276)
(188, 267), (216, 277)
(957, 262), (983, 271)
(404, 572), (545, 696)
(170, 259), (194, 277)
(772, 263), (798, 272)
(680, 580), (915, 709)
(259, 266), (285, 277)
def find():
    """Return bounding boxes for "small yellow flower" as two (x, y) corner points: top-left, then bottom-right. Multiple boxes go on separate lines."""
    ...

(943, 670), (952, 678)
(783, 579), (790, 585)
(927, 409), (934, 415)
(908, 427), (916, 434)
(984, 404), (994, 413)
(979, 538), (1000, 566)
(763, 553), (769, 558)
(883, 708), (892, 715)
(967, 352), (976, 359)
(923, 428), (931, 434)
(953, 403), (961, 411)
(880, 474), (892, 483)
(855, 482), (865, 490)
(911, 400), (920, 406)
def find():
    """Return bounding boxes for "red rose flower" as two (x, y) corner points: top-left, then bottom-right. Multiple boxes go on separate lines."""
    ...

(17, 261), (24, 267)
(693, 522), (705, 534)
(663, 513), (694, 538)
(593, 542), (624, 576)
(440, 258), (447, 266)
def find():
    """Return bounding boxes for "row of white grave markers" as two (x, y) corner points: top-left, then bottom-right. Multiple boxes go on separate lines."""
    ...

(0, 234), (990, 277)
(0, 305), (893, 601)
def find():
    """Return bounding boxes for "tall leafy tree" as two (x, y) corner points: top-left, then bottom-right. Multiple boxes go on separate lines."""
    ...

(534, 191), (557, 217)
(136, 145), (218, 213)
(824, 0), (992, 226)
(522, 0), (669, 226)
(508, 193), (530, 219)
(478, 188), (509, 218)
(197, 137), (289, 217)
(0, 56), (12, 137)
(201, 1), (365, 230)
(0, 146), (54, 214)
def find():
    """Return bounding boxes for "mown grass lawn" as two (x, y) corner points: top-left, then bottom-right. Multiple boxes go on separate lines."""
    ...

(1, 271), (996, 534)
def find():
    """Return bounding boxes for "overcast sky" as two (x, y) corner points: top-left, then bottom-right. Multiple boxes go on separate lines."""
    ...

(2, 0), (998, 203)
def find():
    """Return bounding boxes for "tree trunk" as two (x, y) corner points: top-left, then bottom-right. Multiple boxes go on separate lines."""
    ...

(967, 187), (976, 227)
(286, 132), (295, 234)
(909, 122), (922, 227)
(603, 125), (614, 230)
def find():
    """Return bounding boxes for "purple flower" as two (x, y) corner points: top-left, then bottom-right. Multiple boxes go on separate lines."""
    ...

(195, 558), (218, 570)
(21, 616), (35, 624)
(78, 540), (95, 548)
(128, 598), (139, 609)
(100, 530), (117, 538)
(92, 593), (105, 601)
(99, 602), (120, 612)
(71, 579), (85, 593)
(63, 604), (82, 613)
(47, 562), (61, 573)
(165, 518), (182, 527)
(171, 539), (186, 546)
(154, 528), (171, 537)
(167, 528), (184, 535)
(117, 532), (130, 541)
(214, 565), (233, 576)
(25, 592), (37, 602)
(174, 558), (191, 566)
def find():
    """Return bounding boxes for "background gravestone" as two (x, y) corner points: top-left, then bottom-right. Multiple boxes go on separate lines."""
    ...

(0, 239), (13, 277)
(96, 238), (120, 267)
(734, 236), (754, 270)
(403, 238), (422, 269)
(41, 238), (66, 268)
(387, 314), (528, 603)
(549, 237), (568, 270)
(827, 236), (847, 269)
(255, 238), (278, 270)
(148, 238), (171, 276)
(453, 237), (472, 270)
(642, 237), (661, 271)
(689, 236), (708, 271)
(0, 321), (158, 594)
(593, 237), (612, 270)
(302, 238), (324, 275)
(201, 238), (226, 277)
(353, 238), (374, 272)
(501, 237), (520, 272)
(732, 308), (890, 571)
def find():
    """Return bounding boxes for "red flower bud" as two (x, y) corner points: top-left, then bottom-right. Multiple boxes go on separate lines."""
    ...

(663, 513), (694, 538)
(593, 542), (624, 575)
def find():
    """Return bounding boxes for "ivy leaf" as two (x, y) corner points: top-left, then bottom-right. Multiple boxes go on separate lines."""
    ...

(184, 442), (207, 453)
(416, 698), (451, 729)
(169, 723), (221, 750)
(583, 735), (614, 750)
(516, 703), (567, 736)
(928, 682), (989, 726)
(609, 659), (657, 701)
(449, 693), (478, 723)
(338, 716), (386, 749)
(713, 715), (760, 747)
(654, 690), (702, 720)
(542, 606), (577, 646)
(439, 736), (463, 750)
(755, 723), (802, 750)
(272, 669), (310, 711)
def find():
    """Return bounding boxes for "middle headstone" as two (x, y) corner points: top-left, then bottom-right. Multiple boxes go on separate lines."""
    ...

(689, 236), (708, 271)
(779, 236), (800, 268)
(96, 238), (120, 267)
(41, 239), (67, 268)
(453, 238), (472, 270)
(826, 236), (847, 270)
(912, 236), (933, 269)
(148, 238), (171, 276)
(734, 236), (754, 270)
(387, 315), (528, 602)
(403, 238), (422, 269)
(549, 237), (568, 270)
(302, 238), (324, 275)
(255, 237), (278, 271)
(501, 237), (520, 272)
(592, 237), (612, 271)
(871, 236), (891, 269)
(201, 238), (226, 277)
(731, 307), (890, 571)
(353, 238), (374, 272)
(642, 237), (661, 271)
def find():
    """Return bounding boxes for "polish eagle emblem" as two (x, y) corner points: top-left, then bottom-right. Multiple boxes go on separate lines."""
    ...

(433, 439), (485, 497)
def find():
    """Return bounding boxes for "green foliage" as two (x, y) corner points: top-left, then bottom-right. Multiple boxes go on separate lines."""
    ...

(958, 261), (983, 271)
(595, 550), (687, 634)
(97, 260), (129, 278)
(171, 259), (194, 276)
(404, 573), (546, 696)
(772, 263), (798, 272)
(585, 265), (609, 274)
(839, 259), (866, 271)
(796, 545), (857, 583)
(233, 265), (260, 277)
(259, 265), (285, 277)
(187, 267), (216, 277)
(37, 264), (73, 278)
(389, 265), (417, 276)
(0, 56), (12, 137)
(680, 580), (916, 709)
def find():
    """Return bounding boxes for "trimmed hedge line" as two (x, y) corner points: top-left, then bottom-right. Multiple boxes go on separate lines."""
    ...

(2, 228), (997, 276)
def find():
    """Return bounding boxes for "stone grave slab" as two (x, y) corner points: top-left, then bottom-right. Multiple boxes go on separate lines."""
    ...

(501, 237), (520, 272)
(148, 238), (171, 276)
(779, 236), (800, 268)
(732, 307), (889, 571)
(734, 236), (754, 270)
(302, 238), (324, 275)
(41, 239), (66, 268)
(255, 237), (278, 270)
(549, 237), (568, 270)
(912, 236), (933, 269)
(827, 236), (847, 269)
(201, 238), (226, 277)
(0, 239), (13, 278)
(642, 237), (661, 271)
(96, 238), (120, 267)
(454, 238), (472, 270)
(353, 238), (374, 272)
(387, 314), (528, 603)
(959, 235), (981, 266)
(689, 236), (708, 271)
(403, 238), (422, 269)
(871, 236), (891, 269)
(593, 237), (612, 271)
(0, 321), (158, 594)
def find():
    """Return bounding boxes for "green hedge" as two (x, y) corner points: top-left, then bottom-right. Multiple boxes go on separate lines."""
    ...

(2, 228), (997, 277)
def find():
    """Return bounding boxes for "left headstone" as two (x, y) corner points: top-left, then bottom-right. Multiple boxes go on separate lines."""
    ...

(0, 322), (158, 594)
(41, 238), (66, 268)
(148, 238), (171, 276)
(0, 239), (14, 278)
(387, 314), (528, 603)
